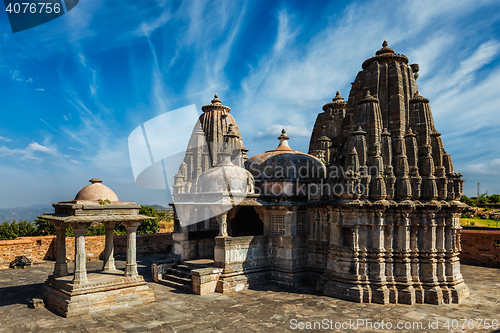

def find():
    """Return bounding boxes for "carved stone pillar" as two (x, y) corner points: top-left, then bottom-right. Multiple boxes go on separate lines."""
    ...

(445, 210), (470, 303)
(435, 212), (450, 302)
(53, 222), (68, 277)
(71, 223), (89, 284)
(370, 208), (389, 304)
(394, 208), (415, 304)
(102, 222), (116, 271)
(217, 213), (228, 237)
(420, 209), (443, 304)
(123, 221), (141, 278)
(409, 215), (424, 303)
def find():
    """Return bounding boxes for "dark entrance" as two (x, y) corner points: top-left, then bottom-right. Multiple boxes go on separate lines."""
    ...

(229, 206), (264, 237)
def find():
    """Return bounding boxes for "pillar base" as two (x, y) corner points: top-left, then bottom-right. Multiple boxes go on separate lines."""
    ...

(322, 280), (365, 303)
(396, 285), (416, 304)
(125, 264), (138, 278)
(103, 259), (116, 272)
(73, 270), (88, 284)
(53, 263), (69, 277)
(371, 284), (390, 304)
(448, 282), (470, 303)
(423, 285), (444, 305)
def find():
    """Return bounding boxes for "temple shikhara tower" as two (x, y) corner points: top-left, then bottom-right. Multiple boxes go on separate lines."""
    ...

(165, 41), (469, 305)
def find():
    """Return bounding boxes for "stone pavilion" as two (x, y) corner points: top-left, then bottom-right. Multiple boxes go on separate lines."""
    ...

(39, 178), (155, 317)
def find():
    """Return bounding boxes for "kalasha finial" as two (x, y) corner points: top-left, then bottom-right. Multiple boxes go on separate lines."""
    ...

(89, 178), (103, 184)
(376, 40), (395, 56)
(278, 128), (289, 140)
(211, 93), (222, 104)
(277, 129), (290, 148)
(332, 90), (344, 102)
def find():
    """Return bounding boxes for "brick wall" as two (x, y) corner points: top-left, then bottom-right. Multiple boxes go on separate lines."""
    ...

(0, 233), (172, 269)
(460, 229), (500, 267)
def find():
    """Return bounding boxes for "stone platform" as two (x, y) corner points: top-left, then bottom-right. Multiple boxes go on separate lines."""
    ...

(40, 270), (155, 317)
(1, 256), (499, 332)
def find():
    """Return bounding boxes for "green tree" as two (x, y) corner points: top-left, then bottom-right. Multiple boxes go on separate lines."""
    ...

(113, 205), (159, 235)
(137, 205), (159, 234)
(478, 194), (488, 205)
(489, 194), (500, 204)
(34, 216), (55, 236)
(0, 220), (37, 240)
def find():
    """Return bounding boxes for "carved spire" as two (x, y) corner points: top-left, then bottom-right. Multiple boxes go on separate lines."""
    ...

(369, 143), (387, 200)
(346, 147), (360, 173)
(352, 126), (367, 167)
(419, 144), (438, 200)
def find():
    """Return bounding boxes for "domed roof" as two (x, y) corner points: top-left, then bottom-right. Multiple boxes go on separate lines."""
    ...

(74, 178), (119, 201)
(246, 129), (326, 180)
(197, 151), (254, 194)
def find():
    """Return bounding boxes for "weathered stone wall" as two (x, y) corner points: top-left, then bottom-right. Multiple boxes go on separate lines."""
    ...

(460, 229), (500, 267)
(0, 233), (172, 269)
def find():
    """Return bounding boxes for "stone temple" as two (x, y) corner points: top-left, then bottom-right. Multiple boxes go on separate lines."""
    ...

(165, 41), (469, 305)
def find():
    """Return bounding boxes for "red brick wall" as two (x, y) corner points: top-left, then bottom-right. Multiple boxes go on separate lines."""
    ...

(0, 233), (172, 269)
(460, 229), (500, 267)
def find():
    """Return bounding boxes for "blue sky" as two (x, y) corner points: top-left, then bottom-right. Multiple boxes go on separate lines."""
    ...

(0, 0), (499, 209)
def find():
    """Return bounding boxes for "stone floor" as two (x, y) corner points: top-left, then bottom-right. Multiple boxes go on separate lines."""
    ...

(0, 256), (499, 333)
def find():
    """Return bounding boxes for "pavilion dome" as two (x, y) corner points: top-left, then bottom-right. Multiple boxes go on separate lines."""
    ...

(74, 178), (119, 201)
(246, 129), (326, 181)
(197, 152), (254, 194)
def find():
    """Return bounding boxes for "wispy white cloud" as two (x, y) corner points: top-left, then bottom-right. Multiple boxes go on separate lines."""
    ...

(273, 9), (299, 54)
(421, 40), (500, 98)
(28, 142), (56, 154)
(0, 141), (55, 161)
(70, 159), (81, 164)
(39, 118), (62, 135)
(464, 159), (500, 176)
(0, 136), (13, 142)
(77, 52), (98, 97)
(36, 88), (45, 91)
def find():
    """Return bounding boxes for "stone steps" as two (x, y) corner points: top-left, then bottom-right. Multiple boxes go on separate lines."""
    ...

(162, 273), (191, 285)
(158, 263), (195, 292)
(158, 277), (192, 292)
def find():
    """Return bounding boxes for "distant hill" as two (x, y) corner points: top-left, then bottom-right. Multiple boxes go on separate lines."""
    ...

(149, 204), (170, 211)
(0, 204), (53, 223)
